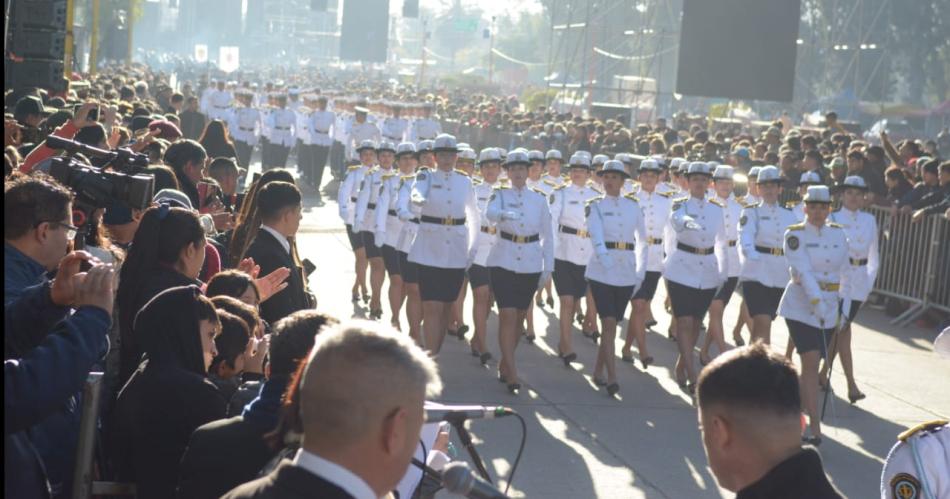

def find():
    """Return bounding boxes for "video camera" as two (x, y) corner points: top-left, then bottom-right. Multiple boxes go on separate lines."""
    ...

(46, 135), (155, 212)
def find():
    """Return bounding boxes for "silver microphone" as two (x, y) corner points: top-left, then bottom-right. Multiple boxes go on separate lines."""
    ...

(441, 462), (509, 499)
(424, 404), (514, 423)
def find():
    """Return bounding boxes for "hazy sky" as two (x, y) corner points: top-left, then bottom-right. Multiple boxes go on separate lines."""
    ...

(419, 0), (543, 18)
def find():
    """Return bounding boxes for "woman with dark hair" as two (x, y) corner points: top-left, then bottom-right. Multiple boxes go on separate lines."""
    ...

(74, 123), (109, 149)
(111, 285), (225, 499)
(163, 139), (208, 208)
(115, 204), (207, 383)
(143, 164), (181, 192)
(883, 165), (914, 206)
(199, 119), (238, 161)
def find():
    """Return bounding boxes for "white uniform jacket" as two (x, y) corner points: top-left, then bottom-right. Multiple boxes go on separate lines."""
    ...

(739, 201), (799, 288)
(831, 208), (879, 302)
(584, 193), (648, 287)
(549, 183), (599, 266)
(663, 195), (728, 290)
(485, 185), (554, 274)
(407, 169), (479, 269)
(777, 221), (852, 329)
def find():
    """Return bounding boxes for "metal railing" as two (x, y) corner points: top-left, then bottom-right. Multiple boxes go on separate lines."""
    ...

(866, 205), (950, 324)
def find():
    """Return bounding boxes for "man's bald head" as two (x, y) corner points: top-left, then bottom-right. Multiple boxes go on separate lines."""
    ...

(300, 320), (441, 446)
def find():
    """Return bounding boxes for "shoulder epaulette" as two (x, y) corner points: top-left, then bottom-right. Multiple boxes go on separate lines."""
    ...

(543, 179), (557, 187)
(381, 172), (395, 180)
(585, 195), (604, 205)
(553, 183), (568, 191)
(624, 193), (639, 203)
(737, 199), (749, 208)
(590, 186), (603, 195)
(347, 165), (361, 171)
(401, 174), (415, 181)
(472, 178), (483, 185)
(454, 169), (470, 177)
(494, 184), (510, 190)
(499, 178), (510, 185)
(709, 198), (725, 207)
(787, 222), (806, 231)
(827, 222), (844, 229)
(532, 187), (547, 196)
(898, 420), (948, 442)
(657, 191), (675, 198)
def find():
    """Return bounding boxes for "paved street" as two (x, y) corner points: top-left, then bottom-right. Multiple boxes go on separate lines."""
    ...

(286, 174), (949, 498)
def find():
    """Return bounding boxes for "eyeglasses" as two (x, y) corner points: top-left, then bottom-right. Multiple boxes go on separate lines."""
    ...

(35, 220), (80, 240)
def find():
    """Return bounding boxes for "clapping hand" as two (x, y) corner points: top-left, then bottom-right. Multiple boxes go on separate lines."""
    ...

(74, 263), (117, 316)
(50, 251), (100, 307)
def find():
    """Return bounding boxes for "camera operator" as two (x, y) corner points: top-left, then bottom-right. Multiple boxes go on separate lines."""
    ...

(5, 263), (115, 499)
(20, 102), (99, 173)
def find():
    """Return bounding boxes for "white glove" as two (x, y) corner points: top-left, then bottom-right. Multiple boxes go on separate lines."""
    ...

(683, 216), (704, 231)
(501, 210), (522, 221)
(538, 271), (552, 291)
(374, 233), (385, 248)
(411, 193), (427, 206)
(597, 251), (614, 269)
(744, 249), (760, 262)
(397, 209), (413, 222)
(814, 300), (831, 324)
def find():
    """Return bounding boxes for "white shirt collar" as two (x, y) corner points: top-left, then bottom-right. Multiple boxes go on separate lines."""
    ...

(261, 225), (290, 254)
(293, 449), (378, 499)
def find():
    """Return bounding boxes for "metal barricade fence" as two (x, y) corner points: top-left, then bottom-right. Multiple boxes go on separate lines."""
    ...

(866, 205), (949, 325)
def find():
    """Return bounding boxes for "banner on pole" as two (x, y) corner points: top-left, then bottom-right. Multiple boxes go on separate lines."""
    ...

(194, 44), (208, 63)
(219, 46), (240, 73)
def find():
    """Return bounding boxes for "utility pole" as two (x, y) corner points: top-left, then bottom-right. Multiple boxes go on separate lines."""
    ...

(419, 18), (428, 86)
(488, 16), (495, 84)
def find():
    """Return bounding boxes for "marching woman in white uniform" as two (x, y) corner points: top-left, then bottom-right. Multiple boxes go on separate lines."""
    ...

(699, 165), (743, 365)
(585, 160), (648, 397)
(407, 134), (479, 355)
(820, 175), (879, 404)
(778, 185), (852, 445)
(467, 148), (503, 364)
(737, 166), (798, 345)
(620, 158), (673, 368)
(549, 153), (600, 367)
(486, 150), (555, 394)
(354, 140), (397, 320)
(374, 142), (417, 329)
(395, 141), (434, 345)
(337, 139), (375, 303)
(664, 162), (728, 394)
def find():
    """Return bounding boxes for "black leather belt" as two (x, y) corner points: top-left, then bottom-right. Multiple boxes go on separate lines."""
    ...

(728, 240), (737, 247)
(850, 257), (868, 266)
(647, 237), (663, 245)
(481, 226), (496, 235)
(239, 126), (254, 132)
(367, 203), (376, 210)
(558, 225), (589, 238)
(605, 241), (635, 251)
(677, 242), (714, 255)
(409, 218), (420, 224)
(500, 231), (539, 243)
(420, 215), (465, 226)
(388, 209), (398, 217)
(350, 197), (357, 202)
(274, 126), (291, 130)
(755, 245), (784, 256)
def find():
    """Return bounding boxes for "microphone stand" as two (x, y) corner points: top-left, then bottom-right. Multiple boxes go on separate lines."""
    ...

(446, 415), (493, 484)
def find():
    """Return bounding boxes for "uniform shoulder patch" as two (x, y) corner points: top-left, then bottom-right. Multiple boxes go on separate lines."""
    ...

(898, 420), (949, 442)
(585, 197), (603, 218)
(740, 215), (748, 226)
(787, 222), (806, 231)
(624, 193), (639, 203)
(709, 198), (724, 207)
(890, 473), (921, 499)
(416, 172), (427, 181)
(786, 234), (800, 251)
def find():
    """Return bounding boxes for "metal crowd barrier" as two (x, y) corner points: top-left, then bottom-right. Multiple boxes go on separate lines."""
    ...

(866, 205), (950, 325)
(72, 372), (137, 498)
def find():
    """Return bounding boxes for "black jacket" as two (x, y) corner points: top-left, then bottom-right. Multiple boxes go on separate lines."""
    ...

(111, 286), (227, 499)
(244, 229), (311, 324)
(177, 415), (278, 499)
(736, 447), (843, 499)
(221, 460), (354, 499)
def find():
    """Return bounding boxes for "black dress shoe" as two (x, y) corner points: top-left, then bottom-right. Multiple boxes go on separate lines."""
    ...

(646, 319), (658, 327)
(848, 391), (866, 404)
(592, 377), (607, 387)
(525, 334), (536, 344)
(640, 356), (654, 369)
(479, 352), (492, 365)
(590, 331), (601, 344)
(507, 383), (521, 394)
(456, 324), (469, 339)
(546, 296), (555, 308)
(621, 355), (635, 364)
(561, 352), (577, 366)
(606, 383), (620, 397)
(351, 292), (360, 302)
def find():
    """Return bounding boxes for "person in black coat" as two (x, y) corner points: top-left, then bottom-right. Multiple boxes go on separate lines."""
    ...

(242, 181), (313, 324)
(177, 310), (337, 499)
(222, 321), (442, 499)
(111, 286), (227, 499)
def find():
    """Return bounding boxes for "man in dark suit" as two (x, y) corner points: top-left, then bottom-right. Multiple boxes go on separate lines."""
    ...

(243, 181), (312, 324)
(177, 311), (336, 499)
(222, 321), (442, 499)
